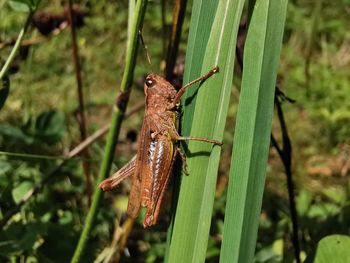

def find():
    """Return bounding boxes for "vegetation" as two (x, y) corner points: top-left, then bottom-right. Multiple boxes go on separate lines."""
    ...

(0, 0), (349, 262)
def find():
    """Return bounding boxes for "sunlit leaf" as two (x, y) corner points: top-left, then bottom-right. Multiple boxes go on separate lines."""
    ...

(167, 0), (245, 262)
(308, 235), (350, 263)
(8, 0), (40, 12)
(220, 1), (288, 262)
(8, 0), (31, 12)
(12, 181), (33, 204)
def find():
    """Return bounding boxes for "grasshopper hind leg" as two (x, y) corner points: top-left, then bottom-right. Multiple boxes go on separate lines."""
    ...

(99, 155), (137, 191)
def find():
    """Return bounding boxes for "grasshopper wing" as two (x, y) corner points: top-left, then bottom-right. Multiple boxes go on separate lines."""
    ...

(143, 134), (177, 227)
(127, 117), (152, 218)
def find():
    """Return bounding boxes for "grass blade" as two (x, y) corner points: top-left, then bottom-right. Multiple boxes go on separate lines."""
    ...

(180, 0), (218, 127)
(0, 12), (33, 80)
(219, 1), (288, 262)
(166, 0), (245, 262)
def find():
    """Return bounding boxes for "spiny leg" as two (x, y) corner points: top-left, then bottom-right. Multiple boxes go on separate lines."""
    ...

(99, 155), (137, 191)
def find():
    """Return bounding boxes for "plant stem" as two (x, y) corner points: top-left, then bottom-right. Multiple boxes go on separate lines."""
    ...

(70, 0), (148, 262)
(161, 0), (167, 57)
(0, 12), (33, 80)
(165, 0), (188, 80)
(275, 96), (301, 263)
(67, 0), (91, 204)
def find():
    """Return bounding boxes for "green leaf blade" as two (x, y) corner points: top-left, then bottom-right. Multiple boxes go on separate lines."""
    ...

(220, 0), (288, 262)
(181, 0), (219, 129)
(167, 0), (245, 262)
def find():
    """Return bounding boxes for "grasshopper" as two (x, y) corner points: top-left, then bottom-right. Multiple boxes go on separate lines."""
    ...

(99, 67), (222, 227)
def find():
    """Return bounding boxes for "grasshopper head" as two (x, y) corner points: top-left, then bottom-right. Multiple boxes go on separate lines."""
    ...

(144, 74), (177, 112)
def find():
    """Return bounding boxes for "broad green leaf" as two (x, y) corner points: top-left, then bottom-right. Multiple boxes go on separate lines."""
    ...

(12, 181), (33, 204)
(8, 0), (31, 12)
(308, 203), (339, 219)
(323, 187), (346, 204)
(310, 235), (350, 263)
(0, 123), (34, 145)
(8, 0), (40, 12)
(220, 0), (288, 262)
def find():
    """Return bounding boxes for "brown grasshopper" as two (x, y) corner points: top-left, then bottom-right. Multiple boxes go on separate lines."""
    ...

(99, 67), (221, 227)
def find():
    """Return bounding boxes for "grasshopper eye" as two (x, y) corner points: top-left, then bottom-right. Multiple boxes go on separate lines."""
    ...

(146, 78), (155, 88)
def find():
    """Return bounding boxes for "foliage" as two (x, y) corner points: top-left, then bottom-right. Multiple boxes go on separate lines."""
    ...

(0, 0), (349, 262)
(8, 0), (41, 12)
(166, 0), (244, 262)
(306, 235), (350, 263)
(220, 1), (288, 262)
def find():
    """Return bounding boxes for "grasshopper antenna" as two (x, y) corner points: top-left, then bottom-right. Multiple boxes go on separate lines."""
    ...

(139, 30), (153, 71)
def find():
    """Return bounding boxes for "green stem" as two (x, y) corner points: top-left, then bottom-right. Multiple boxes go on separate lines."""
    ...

(164, 0), (188, 80)
(0, 12), (33, 80)
(70, 0), (148, 262)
